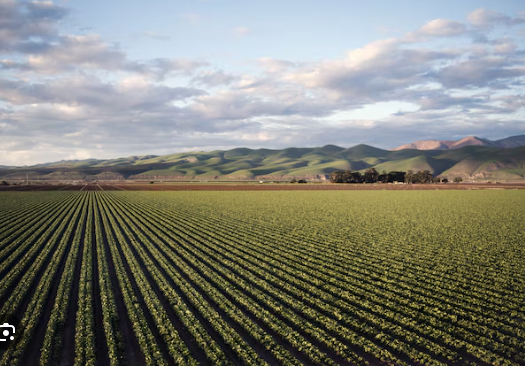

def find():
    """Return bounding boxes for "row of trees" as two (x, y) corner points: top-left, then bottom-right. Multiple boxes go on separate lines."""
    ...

(329, 169), (405, 183)
(330, 169), (462, 184)
(405, 170), (438, 184)
(330, 169), (403, 183)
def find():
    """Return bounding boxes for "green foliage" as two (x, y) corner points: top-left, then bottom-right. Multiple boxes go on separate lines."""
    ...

(0, 190), (524, 365)
(404, 169), (435, 183)
(330, 169), (408, 183)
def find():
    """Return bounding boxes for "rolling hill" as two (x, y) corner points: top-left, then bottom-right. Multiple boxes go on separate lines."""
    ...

(392, 134), (525, 151)
(2, 143), (525, 181)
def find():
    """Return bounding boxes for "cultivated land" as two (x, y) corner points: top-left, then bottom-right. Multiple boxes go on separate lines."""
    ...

(0, 190), (524, 365)
(1, 181), (525, 192)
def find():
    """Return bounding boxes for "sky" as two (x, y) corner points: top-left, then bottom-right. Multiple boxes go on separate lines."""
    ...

(1, 0), (525, 165)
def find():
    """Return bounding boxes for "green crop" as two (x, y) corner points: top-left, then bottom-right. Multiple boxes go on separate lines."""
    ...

(0, 190), (523, 365)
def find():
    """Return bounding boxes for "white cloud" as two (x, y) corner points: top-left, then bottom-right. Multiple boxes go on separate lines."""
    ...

(284, 38), (458, 100)
(26, 34), (128, 72)
(327, 101), (420, 121)
(0, 75), (206, 112)
(467, 8), (525, 28)
(417, 19), (467, 37)
(67, 149), (93, 160)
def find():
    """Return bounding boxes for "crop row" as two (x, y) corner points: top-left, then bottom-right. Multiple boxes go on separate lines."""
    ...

(97, 193), (201, 366)
(1, 193), (88, 365)
(1, 190), (523, 365)
(95, 195), (167, 365)
(75, 192), (96, 366)
(109, 191), (524, 365)
(40, 192), (88, 364)
(99, 192), (291, 366)
(99, 192), (390, 365)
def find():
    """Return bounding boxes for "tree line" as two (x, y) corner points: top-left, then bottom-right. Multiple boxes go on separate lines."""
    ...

(329, 169), (460, 184)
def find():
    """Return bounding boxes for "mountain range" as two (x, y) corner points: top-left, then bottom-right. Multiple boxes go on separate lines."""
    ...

(392, 134), (525, 151)
(2, 134), (525, 181)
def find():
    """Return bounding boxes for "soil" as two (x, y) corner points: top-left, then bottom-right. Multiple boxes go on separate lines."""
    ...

(2, 182), (525, 192)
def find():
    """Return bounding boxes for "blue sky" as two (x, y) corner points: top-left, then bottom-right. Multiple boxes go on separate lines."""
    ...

(1, 0), (525, 165)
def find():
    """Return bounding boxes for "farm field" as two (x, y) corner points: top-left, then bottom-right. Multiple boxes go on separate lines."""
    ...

(1, 181), (525, 192)
(0, 190), (524, 365)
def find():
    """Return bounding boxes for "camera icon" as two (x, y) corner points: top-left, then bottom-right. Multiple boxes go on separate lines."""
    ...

(0, 323), (15, 342)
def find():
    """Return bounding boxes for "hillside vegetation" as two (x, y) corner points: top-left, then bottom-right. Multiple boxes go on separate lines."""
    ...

(2, 145), (525, 181)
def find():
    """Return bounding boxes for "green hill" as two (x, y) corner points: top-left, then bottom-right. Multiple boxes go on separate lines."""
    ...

(2, 144), (525, 181)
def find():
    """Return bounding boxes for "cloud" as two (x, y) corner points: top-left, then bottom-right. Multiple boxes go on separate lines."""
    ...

(0, 2), (206, 79)
(188, 81), (343, 122)
(191, 70), (237, 87)
(2, 4), (525, 165)
(66, 149), (93, 160)
(0, 0), (68, 51)
(428, 57), (525, 88)
(0, 76), (206, 109)
(468, 8), (525, 28)
(285, 38), (458, 100)
(416, 92), (486, 111)
(26, 34), (128, 72)
(416, 19), (467, 37)
(1, 33), (133, 74)
(1, 33), (207, 79)
(145, 58), (209, 80)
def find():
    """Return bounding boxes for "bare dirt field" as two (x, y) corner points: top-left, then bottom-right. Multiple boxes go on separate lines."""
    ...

(1, 182), (525, 191)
